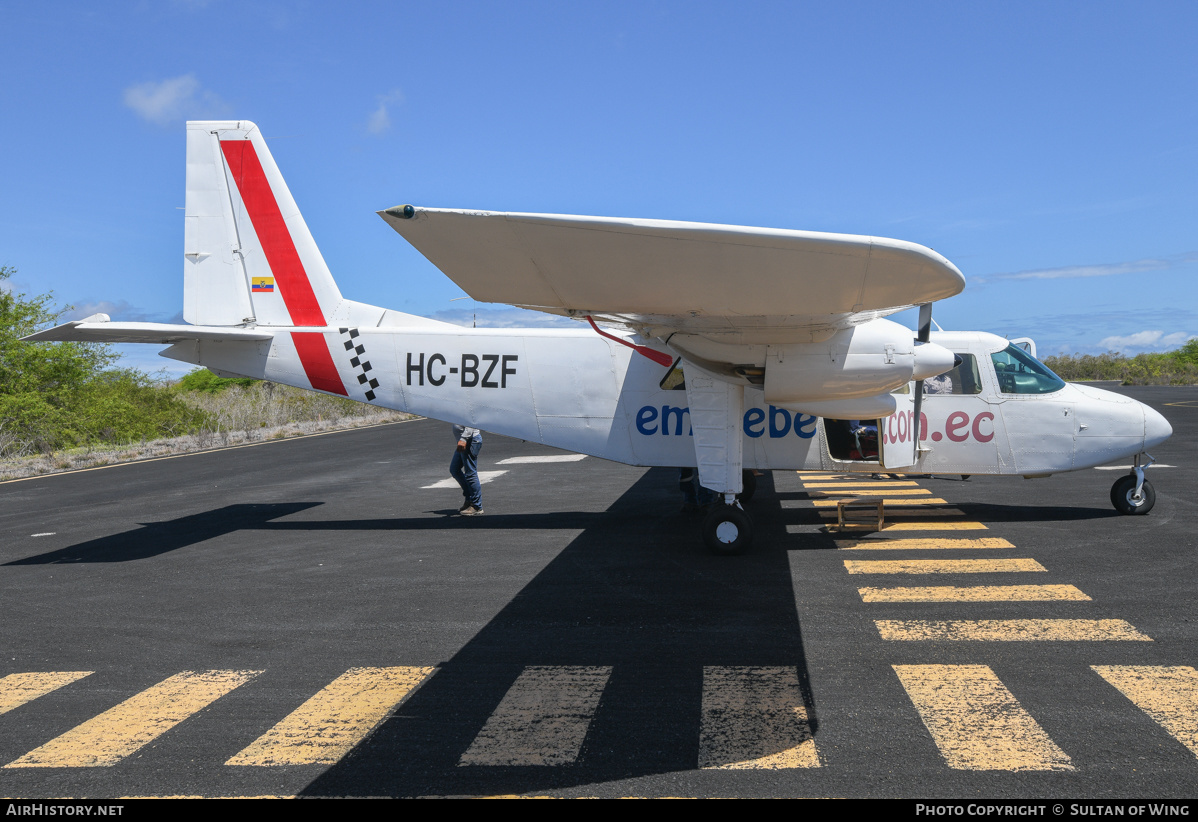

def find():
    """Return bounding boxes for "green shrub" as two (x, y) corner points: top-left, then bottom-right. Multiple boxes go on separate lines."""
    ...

(0, 267), (213, 456)
(1044, 344), (1198, 385)
(177, 368), (257, 393)
(79, 369), (211, 442)
(1, 267), (116, 455)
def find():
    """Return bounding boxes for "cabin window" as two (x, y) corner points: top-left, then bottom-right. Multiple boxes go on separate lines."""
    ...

(659, 360), (687, 390)
(990, 344), (1065, 395)
(922, 353), (983, 395)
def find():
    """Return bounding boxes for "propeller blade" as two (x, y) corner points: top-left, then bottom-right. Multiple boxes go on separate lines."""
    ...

(913, 380), (924, 453)
(917, 302), (933, 344)
(911, 302), (934, 453)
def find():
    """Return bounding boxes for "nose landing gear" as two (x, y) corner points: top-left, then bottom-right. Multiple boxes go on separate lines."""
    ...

(1111, 474), (1155, 515)
(1110, 453), (1156, 515)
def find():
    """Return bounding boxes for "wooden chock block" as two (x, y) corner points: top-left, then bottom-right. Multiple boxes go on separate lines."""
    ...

(833, 497), (884, 532)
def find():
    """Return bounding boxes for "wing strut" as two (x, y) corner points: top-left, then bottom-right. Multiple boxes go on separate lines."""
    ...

(586, 316), (673, 367)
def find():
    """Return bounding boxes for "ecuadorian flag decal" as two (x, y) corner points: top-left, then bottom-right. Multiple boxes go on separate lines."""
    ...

(252, 276), (275, 293)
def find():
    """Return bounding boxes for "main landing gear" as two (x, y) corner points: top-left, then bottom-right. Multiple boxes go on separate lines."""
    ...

(679, 360), (758, 554)
(702, 501), (753, 555)
(700, 469), (759, 555)
(1110, 453), (1156, 515)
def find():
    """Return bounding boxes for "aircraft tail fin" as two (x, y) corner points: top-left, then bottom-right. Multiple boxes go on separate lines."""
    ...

(184, 120), (343, 327)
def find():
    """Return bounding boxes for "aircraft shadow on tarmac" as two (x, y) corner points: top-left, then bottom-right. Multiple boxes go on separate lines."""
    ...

(300, 469), (829, 797)
(261, 511), (611, 530)
(4, 502), (323, 565)
(772, 492), (1118, 525)
(949, 502), (1119, 524)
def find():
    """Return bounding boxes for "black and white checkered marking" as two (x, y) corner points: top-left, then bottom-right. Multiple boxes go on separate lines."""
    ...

(339, 327), (380, 401)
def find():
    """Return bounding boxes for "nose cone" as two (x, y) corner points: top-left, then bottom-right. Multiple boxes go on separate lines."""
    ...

(1144, 404), (1173, 449)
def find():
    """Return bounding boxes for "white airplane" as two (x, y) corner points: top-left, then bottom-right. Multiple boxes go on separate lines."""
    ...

(25, 121), (1173, 553)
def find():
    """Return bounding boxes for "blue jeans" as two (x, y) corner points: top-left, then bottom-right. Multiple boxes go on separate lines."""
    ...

(450, 440), (483, 508)
(679, 468), (718, 505)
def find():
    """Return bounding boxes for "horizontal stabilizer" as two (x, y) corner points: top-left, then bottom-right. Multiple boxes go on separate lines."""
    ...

(22, 316), (273, 344)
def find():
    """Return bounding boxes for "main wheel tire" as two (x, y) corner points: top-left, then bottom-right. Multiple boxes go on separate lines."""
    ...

(738, 470), (758, 503)
(1110, 475), (1156, 515)
(702, 505), (753, 555)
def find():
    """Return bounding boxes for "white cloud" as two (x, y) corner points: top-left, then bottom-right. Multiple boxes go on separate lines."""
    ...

(1096, 330), (1197, 353)
(366, 89), (404, 135)
(123, 74), (229, 127)
(62, 301), (184, 324)
(977, 251), (1198, 284)
(64, 300), (152, 322)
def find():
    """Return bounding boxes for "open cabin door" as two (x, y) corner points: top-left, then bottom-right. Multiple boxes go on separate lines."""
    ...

(879, 381), (918, 469)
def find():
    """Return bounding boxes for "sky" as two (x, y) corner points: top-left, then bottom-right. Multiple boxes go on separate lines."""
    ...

(1, 1), (1195, 376)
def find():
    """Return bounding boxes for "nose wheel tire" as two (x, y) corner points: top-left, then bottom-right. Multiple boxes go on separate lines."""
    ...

(702, 504), (753, 555)
(1110, 475), (1156, 515)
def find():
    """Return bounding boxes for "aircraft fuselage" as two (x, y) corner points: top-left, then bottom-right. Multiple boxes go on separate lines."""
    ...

(164, 323), (1171, 478)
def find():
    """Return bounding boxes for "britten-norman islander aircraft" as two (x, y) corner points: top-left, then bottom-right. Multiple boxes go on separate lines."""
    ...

(25, 121), (1173, 553)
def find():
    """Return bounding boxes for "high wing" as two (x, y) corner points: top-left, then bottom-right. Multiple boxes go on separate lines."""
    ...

(378, 207), (965, 342)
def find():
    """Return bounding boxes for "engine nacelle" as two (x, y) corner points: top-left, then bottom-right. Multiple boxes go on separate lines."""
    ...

(764, 318), (928, 405)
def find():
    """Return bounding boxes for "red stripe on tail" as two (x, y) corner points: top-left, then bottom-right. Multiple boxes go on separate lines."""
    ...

(221, 140), (327, 327)
(291, 332), (347, 395)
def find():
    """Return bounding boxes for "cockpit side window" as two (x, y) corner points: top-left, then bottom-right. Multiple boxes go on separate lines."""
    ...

(990, 344), (1066, 395)
(922, 353), (983, 395)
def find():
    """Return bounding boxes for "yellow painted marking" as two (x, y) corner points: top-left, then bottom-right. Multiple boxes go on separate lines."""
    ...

(699, 667), (819, 769)
(880, 521), (988, 531)
(837, 537), (1014, 550)
(803, 481), (920, 488)
(845, 558), (1045, 574)
(798, 472), (916, 480)
(6, 670), (261, 767)
(812, 488), (933, 497)
(878, 619), (1151, 641)
(1092, 666), (1198, 758)
(227, 666), (435, 766)
(813, 497), (948, 507)
(893, 665), (1073, 771)
(459, 666), (611, 766)
(860, 584), (1091, 602)
(806, 521), (989, 534)
(0, 672), (92, 716)
(822, 508), (966, 517)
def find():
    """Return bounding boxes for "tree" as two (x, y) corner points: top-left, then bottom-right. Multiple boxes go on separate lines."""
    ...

(1174, 339), (1198, 367)
(0, 266), (210, 456)
(0, 266), (117, 455)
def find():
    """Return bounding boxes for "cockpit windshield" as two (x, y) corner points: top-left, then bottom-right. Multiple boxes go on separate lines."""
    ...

(991, 344), (1065, 395)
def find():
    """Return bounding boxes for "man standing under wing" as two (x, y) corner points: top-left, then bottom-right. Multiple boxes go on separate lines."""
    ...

(451, 424), (484, 516)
